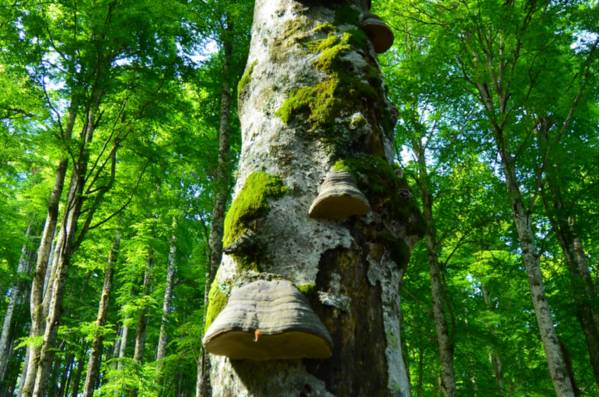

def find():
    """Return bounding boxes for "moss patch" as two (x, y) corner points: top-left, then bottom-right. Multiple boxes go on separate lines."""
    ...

(296, 283), (317, 296)
(276, 28), (381, 141)
(333, 5), (361, 26)
(237, 60), (257, 100)
(222, 172), (287, 271)
(204, 278), (229, 333)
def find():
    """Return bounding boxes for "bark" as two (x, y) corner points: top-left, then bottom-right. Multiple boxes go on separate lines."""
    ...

(197, 17), (234, 397)
(0, 223), (37, 384)
(156, 222), (177, 362)
(207, 1), (420, 395)
(414, 141), (455, 397)
(492, 124), (575, 397)
(82, 233), (121, 397)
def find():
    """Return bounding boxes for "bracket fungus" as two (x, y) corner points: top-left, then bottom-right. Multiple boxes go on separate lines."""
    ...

(361, 13), (394, 53)
(202, 279), (333, 360)
(309, 169), (370, 220)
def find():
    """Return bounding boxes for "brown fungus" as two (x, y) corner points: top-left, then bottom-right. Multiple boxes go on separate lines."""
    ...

(361, 13), (394, 53)
(202, 279), (333, 360)
(308, 169), (370, 220)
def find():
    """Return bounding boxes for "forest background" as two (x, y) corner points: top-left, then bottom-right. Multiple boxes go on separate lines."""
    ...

(0, 0), (597, 396)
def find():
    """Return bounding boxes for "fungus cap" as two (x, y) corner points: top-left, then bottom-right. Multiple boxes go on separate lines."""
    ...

(361, 13), (394, 53)
(202, 279), (333, 360)
(309, 170), (370, 220)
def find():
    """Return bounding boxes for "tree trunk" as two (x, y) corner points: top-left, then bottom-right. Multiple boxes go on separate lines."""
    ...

(197, 17), (234, 397)
(133, 250), (153, 365)
(0, 222), (37, 384)
(82, 233), (121, 397)
(205, 1), (421, 395)
(57, 353), (74, 397)
(493, 126), (575, 397)
(156, 221), (177, 362)
(481, 284), (504, 396)
(70, 353), (85, 397)
(21, 157), (69, 397)
(414, 141), (455, 397)
(541, 168), (598, 382)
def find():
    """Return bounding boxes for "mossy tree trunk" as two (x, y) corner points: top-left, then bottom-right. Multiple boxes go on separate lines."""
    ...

(205, 1), (423, 396)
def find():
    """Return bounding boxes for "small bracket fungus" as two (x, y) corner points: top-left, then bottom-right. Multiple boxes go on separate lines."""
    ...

(361, 13), (394, 53)
(308, 168), (370, 220)
(202, 279), (333, 360)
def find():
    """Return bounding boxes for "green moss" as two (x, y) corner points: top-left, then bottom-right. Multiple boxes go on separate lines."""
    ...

(332, 159), (351, 172)
(277, 27), (381, 136)
(275, 78), (338, 126)
(222, 172), (287, 271)
(296, 283), (316, 296)
(344, 154), (426, 237)
(237, 60), (257, 100)
(204, 278), (229, 333)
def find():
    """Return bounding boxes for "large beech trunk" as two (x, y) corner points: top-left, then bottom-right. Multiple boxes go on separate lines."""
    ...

(82, 233), (120, 397)
(414, 142), (456, 397)
(197, 18), (234, 397)
(493, 128), (575, 397)
(206, 1), (422, 395)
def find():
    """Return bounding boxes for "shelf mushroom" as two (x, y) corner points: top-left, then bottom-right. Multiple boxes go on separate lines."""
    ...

(308, 169), (370, 220)
(361, 13), (394, 53)
(203, 279), (333, 360)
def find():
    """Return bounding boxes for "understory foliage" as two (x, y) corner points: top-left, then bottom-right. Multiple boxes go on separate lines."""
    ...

(0, 0), (597, 396)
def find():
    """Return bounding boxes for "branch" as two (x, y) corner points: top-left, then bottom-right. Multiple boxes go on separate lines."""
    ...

(87, 160), (149, 232)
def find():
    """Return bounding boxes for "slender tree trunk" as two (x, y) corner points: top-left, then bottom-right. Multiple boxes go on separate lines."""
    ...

(541, 171), (599, 382)
(206, 1), (420, 395)
(70, 353), (84, 397)
(493, 126), (575, 397)
(117, 325), (129, 365)
(82, 233), (121, 397)
(156, 221), (177, 362)
(57, 353), (74, 397)
(21, 157), (69, 397)
(133, 250), (153, 365)
(197, 17), (233, 397)
(481, 284), (504, 396)
(0, 223), (37, 384)
(413, 140), (456, 397)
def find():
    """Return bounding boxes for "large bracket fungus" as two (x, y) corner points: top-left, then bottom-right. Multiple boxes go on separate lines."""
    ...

(308, 167), (370, 220)
(203, 279), (333, 360)
(361, 13), (394, 53)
